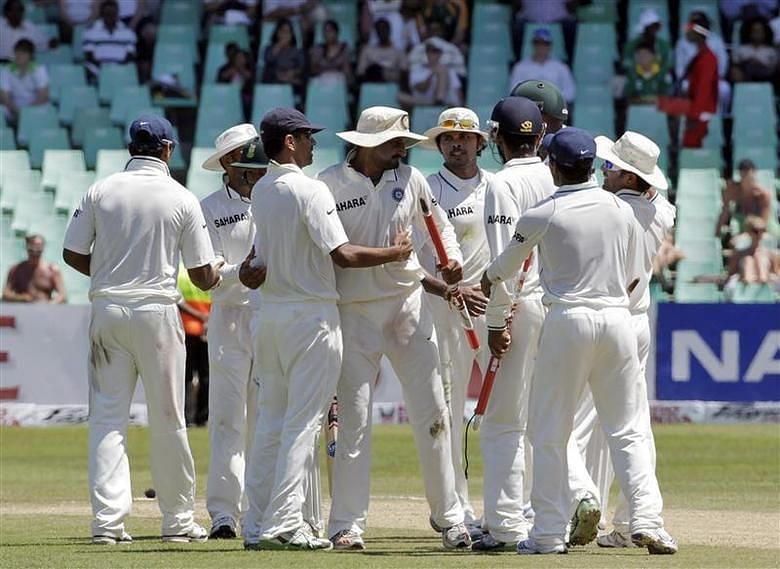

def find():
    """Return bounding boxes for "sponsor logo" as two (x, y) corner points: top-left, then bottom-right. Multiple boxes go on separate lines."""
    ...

(447, 205), (473, 218)
(73, 208), (81, 218)
(214, 213), (248, 228)
(336, 196), (367, 212)
(513, 232), (526, 243)
(326, 208), (335, 215)
(487, 214), (513, 225)
(392, 188), (405, 202)
(711, 404), (780, 422)
(519, 120), (534, 133)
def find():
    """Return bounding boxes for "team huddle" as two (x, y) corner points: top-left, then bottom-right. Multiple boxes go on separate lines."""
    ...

(62, 78), (678, 555)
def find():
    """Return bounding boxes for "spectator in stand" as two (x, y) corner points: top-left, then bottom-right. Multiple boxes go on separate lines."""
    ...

(726, 216), (780, 284)
(82, 0), (137, 80)
(653, 232), (685, 294)
(178, 264), (211, 427)
(217, 42), (254, 120)
(417, 0), (468, 52)
(0, 39), (49, 125)
(719, 0), (779, 41)
(399, 36), (463, 107)
(309, 19), (352, 84)
(58, 0), (97, 43)
(261, 17), (304, 92)
(730, 17), (779, 83)
(675, 11), (731, 114)
(716, 159), (772, 238)
(511, 0), (577, 62)
(2, 235), (66, 304)
(360, 0), (421, 53)
(357, 17), (405, 83)
(623, 8), (672, 78)
(624, 40), (673, 105)
(0, 0), (52, 62)
(507, 27), (575, 104)
(263, 0), (325, 46)
(680, 20), (718, 148)
(117, 0), (147, 29)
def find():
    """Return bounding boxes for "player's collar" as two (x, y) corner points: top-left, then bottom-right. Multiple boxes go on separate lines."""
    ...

(224, 183), (251, 203)
(269, 160), (304, 175)
(343, 150), (398, 187)
(555, 180), (599, 195)
(437, 165), (482, 193)
(504, 156), (542, 168)
(616, 188), (644, 197)
(124, 156), (170, 176)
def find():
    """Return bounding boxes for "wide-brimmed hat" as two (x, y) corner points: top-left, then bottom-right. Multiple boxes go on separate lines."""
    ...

(421, 107), (488, 149)
(595, 131), (668, 190)
(337, 106), (427, 148)
(202, 123), (259, 171)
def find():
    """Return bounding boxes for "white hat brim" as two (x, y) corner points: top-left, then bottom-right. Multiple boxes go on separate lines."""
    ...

(419, 126), (489, 150)
(336, 129), (428, 149)
(202, 138), (256, 171)
(595, 136), (669, 191)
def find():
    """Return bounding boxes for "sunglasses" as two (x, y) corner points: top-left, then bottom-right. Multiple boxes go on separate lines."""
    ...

(440, 118), (477, 130)
(603, 160), (622, 172)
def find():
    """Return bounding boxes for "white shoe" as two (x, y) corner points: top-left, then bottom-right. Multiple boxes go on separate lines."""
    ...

(631, 528), (678, 555)
(92, 531), (132, 545)
(162, 523), (209, 543)
(442, 522), (472, 550)
(567, 494), (601, 546)
(330, 528), (365, 550)
(517, 538), (567, 555)
(597, 530), (635, 548)
(259, 525), (333, 551)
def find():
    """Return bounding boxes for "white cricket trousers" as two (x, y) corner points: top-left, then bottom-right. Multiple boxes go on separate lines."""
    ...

(328, 287), (464, 537)
(87, 298), (197, 537)
(572, 312), (656, 532)
(528, 305), (663, 548)
(427, 294), (488, 526)
(206, 304), (259, 529)
(479, 296), (544, 543)
(243, 301), (342, 543)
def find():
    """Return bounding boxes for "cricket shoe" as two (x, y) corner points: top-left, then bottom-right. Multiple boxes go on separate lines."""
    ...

(258, 525), (333, 551)
(631, 528), (678, 555)
(516, 538), (567, 555)
(567, 494), (601, 546)
(471, 533), (516, 552)
(597, 530), (635, 548)
(162, 523), (209, 543)
(330, 528), (365, 550)
(209, 517), (237, 539)
(429, 516), (443, 533)
(442, 522), (472, 549)
(466, 521), (485, 541)
(92, 531), (133, 545)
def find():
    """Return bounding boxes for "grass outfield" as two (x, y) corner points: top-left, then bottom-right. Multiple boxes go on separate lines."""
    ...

(0, 424), (778, 568)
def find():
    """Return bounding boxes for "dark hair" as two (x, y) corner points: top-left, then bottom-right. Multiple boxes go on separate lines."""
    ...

(740, 17), (773, 46)
(224, 41), (239, 58)
(272, 18), (297, 47)
(128, 131), (166, 158)
(737, 158), (756, 171)
(13, 38), (34, 55)
(552, 159), (592, 183)
(25, 233), (44, 245)
(261, 132), (286, 160)
(3, 0), (23, 17)
(100, 0), (118, 10)
(375, 17), (390, 34)
(688, 11), (711, 29)
(324, 19), (339, 35)
(500, 131), (538, 155)
(635, 39), (656, 54)
(634, 176), (651, 192)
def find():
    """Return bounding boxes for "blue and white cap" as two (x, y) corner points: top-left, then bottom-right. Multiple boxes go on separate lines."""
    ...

(545, 127), (596, 167)
(129, 114), (177, 147)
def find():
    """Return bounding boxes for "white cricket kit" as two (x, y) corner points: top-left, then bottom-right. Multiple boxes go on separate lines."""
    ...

(243, 161), (348, 544)
(486, 181), (665, 549)
(479, 156), (555, 543)
(63, 156), (215, 539)
(422, 166), (492, 525)
(200, 184), (260, 532)
(572, 189), (676, 531)
(317, 158), (466, 537)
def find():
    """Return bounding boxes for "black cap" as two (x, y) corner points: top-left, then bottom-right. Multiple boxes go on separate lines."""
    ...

(260, 107), (324, 142)
(128, 114), (177, 148)
(490, 97), (544, 135)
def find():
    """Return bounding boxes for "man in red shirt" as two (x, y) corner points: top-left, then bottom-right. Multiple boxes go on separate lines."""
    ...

(682, 21), (718, 148)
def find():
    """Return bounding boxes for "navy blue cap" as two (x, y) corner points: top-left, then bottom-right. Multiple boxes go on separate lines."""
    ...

(129, 114), (177, 147)
(532, 27), (553, 43)
(490, 96), (544, 135)
(260, 107), (324, 141)
(546, 128), (596, 167)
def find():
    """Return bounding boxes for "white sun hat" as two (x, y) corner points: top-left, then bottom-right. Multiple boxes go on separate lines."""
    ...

(202, 123), (259, 171)
(420, 107), (489, 150)
(337, 106), (427, 148)
(595, 131), (669, 190)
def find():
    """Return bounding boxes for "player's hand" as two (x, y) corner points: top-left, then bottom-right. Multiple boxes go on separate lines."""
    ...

(239, 246), (267, 289)
(461, 285), (487, 316)
(480, 271), (493, 298)
(392, 229), (413, 261)
(439, 260), (462, 285)
(488, 328), (511, 359)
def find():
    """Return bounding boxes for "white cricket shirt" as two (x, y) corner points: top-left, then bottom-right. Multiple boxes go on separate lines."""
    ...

(63, 156), (215, 304)
(317, 155), (462, 303)
(422, 166), (491, 287)
(616, 189), (676, 315)
(201, 184), (259, 307)
(486, 181), (639, 324)
(250, 161), (349, 304)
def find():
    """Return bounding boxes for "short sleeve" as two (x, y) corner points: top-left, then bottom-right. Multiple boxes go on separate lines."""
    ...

(63, 186), (97, 254)
(33, 65), (49, 89)
(304, 182), (349, 254)
(180, 195), (216, 269)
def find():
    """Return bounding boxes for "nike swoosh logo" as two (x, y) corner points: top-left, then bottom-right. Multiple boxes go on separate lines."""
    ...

(202, 224), (207, 228)
(326, 209), (335, 215)
(580, 149), (589, 155)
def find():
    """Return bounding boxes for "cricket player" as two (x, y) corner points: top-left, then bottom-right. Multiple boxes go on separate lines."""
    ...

(418, 107), (492, 536)
(241, 108), (413, 551)
(482, 128), (677, 555)
(510, 79), (569, 136)
(471, 96), (556, 552)
(199, 124), (264, 539)
(63, 115), (221, 544)
(318, 106), (471, 551)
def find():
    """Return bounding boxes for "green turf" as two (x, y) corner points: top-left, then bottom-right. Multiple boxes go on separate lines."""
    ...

(1, 424), (778, 568)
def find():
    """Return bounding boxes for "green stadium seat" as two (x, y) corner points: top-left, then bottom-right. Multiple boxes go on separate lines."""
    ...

(37, 44), (74, 66)
(731, 144), (777, 170)
(71, 107), (112, 148)
(573, 50), (614, 86)
(0, 170), (41, 214)
(357, 83), (399, 115)
(471, 20), (512, 59)
(0, 124), (16, 150)
(627, 105), (670, 149)
(411, 106), (446, 133)
(305, 78), (350, 149)
(28, 127), (69, 169)
(58, 85), (98, 126)
(251, 83), (295, 126)
(11, 188), (55, 235)
(153, 40), (197, 67)
(28, 212), (69, 265)
(731, 282), (776, 303)
(72, 24), (86, 62)
(186, 148), (224, 200)
(627, 0), (671, 41)
(95, 149), (130, 180)
(110, 85), (153, 125)
(675, 282), (722, 303)
(54, 171), (95, 213)
(573, 103), (615, 139)
(409, 149), (442, 177)
(17, 104), (58, 147)
(208, 25), (250, 49)
(160, 0), (202, 26)
(156, 24), (199, 54)
(521, 23), (566, 62)
(467, 65), (509, 108)
(48, 64), (86, 103)
(203, 42), (229, 84)
(470, 43), (514, 75)
(478, 149), (503, 174)
(574, 24), (618, 64)
(41, 149), (86, 192)
(168, 126), (186, 171)
(0, 224), (24, 285)
(732, 82), (775, 123)
(473, 3), (512, 28)
(0, 149), (30, 173)
(577, 0), (618, 22)
(194, 85), (244, 147)
(679, 148), (722, 169)
(84, 127), (124, 169)
(732, 112), (777, 150)
(98, 64), (139, 104)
